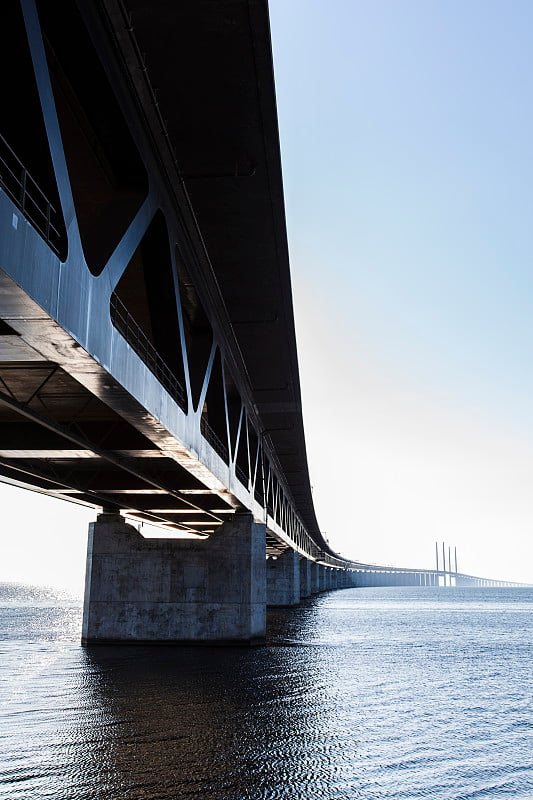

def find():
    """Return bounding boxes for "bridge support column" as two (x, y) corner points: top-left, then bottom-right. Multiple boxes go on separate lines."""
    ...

(310, 562), (320, 594)
(267, 549), (300, 606)
(323, 568), (329, 590)
(324, 566), (331, 590)
(300, 557), (312, 598)
(318, 566), (326, 592)
(315, 565), (323, 592)
(82, 510), (266, 644)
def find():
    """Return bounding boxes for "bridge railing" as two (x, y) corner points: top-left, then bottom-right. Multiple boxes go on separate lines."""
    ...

(110, 292), (187, 411)
(0, 132), (63, 257)
(200, 415), (229, 463)
(0, 125), (345, 566)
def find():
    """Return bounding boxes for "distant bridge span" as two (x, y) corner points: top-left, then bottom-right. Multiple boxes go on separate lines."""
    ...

(0, 1), (520, 642)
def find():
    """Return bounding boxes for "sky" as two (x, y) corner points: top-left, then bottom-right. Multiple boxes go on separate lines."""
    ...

(268, 0), (533, 584)
(1, 0), (533, 590)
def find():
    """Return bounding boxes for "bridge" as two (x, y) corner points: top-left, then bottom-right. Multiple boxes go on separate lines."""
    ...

(0, 1), (522, 644)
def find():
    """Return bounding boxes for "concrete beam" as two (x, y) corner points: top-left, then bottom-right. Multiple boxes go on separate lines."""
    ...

(82, 510), (266, 644)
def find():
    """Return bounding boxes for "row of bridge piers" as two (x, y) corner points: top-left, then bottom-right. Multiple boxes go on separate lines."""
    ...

(81, 511), (512, 646)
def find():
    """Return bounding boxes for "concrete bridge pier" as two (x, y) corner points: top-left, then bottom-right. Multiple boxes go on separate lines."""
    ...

(323, 568), (331, 590)
(300, 557), (312, 598)
(310, 562), (320, 594)
(267, 549), (300, 607)
(324, 566), (332, 590)
(318, 565), (326, 592)
(82, 510), (266, 644)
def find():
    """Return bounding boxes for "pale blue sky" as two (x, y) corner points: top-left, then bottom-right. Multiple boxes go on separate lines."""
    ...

(1, 1), (533, 588)
(269, 0), (533, 423)
(268, 0), (533, 582)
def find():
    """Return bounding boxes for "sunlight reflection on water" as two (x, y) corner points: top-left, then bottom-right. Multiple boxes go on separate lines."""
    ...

(0, 585), (532, 799)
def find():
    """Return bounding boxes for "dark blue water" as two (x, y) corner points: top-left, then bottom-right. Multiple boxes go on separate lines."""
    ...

(0, 583), (532, 799)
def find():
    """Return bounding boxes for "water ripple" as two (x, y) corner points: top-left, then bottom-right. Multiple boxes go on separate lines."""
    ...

(1, 585), (532, 799)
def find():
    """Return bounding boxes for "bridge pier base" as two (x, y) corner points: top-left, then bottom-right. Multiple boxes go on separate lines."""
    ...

(267, 549), (300, 606)
(82, 510), (266, 644)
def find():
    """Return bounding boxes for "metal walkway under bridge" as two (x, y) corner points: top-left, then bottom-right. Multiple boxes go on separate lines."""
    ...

(0, 1), (522, 642)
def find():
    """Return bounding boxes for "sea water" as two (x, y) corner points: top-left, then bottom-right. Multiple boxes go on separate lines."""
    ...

(0, 583), (531, 799)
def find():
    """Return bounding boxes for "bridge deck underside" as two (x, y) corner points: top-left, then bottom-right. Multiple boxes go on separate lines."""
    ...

(102, 0), (323, 544)
(0, 359), (236, 535)
(0, 325), (288, 560)
(0, 0), (332, 564)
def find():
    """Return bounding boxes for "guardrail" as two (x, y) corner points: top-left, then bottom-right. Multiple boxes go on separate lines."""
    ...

(0, 132), (63, 257)
(110, 292), (187, 411)
(235, 462), (248, 486)
(200, 415), (229, 463)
